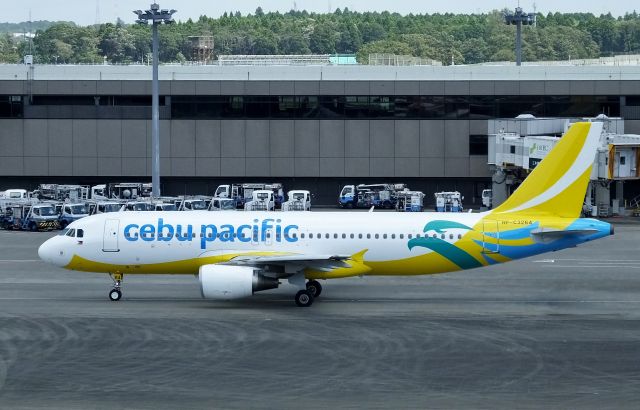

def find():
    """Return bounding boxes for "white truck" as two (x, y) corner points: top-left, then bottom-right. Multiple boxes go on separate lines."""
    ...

(208, 197), (236, 211)
(434, 191), (464, 212)
(33, 184), (89, 201)
(0, 189), (30, 200)
(175, 197), (209, 211)
(88, 201), (124, 215)
(282, 190), (311, 211)
(396, 191), (425, 212)
(244, 190), (275, 211)
(215, 183), (285, 208)
(481, 189), (493, 209)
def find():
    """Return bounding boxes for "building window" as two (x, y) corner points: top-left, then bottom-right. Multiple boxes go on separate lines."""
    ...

(469, 135), (488, 156)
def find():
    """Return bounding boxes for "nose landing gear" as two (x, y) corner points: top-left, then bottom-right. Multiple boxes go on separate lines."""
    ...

(108, 272), (123, 301)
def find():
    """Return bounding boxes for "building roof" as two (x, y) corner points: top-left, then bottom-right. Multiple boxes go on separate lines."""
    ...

(1, 63), (639, 81)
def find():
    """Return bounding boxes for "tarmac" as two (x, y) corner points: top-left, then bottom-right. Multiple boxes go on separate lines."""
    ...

(0, 219), (640, 409)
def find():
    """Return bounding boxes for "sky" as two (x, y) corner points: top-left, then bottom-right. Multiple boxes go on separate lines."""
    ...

(4, 0), (639, 25)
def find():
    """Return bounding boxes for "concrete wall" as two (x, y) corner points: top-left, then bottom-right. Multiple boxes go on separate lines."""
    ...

(0, 118), (489, 179)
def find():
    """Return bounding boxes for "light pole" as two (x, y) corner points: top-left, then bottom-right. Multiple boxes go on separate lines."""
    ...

(504, 7), (536, 66)
(134, 3), (177, 198)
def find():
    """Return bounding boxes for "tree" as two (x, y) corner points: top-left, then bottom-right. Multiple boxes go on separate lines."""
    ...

(356, 40), (413, 63)
(310, 23), (337, 53)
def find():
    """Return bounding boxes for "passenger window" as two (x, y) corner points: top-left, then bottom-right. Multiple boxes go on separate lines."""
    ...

(391, 234), (395, 239)
(383, 234), (387, 239)
(325, 234), (330, 239)
(342, 233), (346, 239)
(358, 234), (363, 239)
(449, 234), (454, 240)
(441, 234), (445, 239)
(350, 234), (354, 239)
(334, 233), (338, 239)
(375, 234), (379, 239)
(300, 233), (305, 239)
(458, 234), (462, 239)
(408, 234), (412, 239)
(367, 234), (371, 239)
(77, 229), (84, 238)
(309, 233), (313, 239)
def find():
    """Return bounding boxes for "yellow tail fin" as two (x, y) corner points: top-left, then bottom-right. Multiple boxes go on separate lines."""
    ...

(492, 121), (602, 218)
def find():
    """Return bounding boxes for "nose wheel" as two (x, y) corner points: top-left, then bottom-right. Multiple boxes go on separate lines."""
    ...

(109, 289), (122, 301)
(109, 272), (123, 301)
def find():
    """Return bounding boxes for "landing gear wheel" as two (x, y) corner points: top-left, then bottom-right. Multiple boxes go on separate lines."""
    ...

(109, 289), (122, 301)
(108, 272), (124, 302)
(295, 290), (314, 307)
(306, 280), (322, 298)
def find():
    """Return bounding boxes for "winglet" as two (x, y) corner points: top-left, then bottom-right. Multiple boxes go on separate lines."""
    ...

(350, 249), (368, 263)
(492, 121), (602, 218)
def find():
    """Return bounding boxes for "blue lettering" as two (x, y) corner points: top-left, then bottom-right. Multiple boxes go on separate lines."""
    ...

(261, 219), (274, 241)
(237, 225), (251, 243)
(284, 225), (299, 242)
(219, 224), (235, 242)
(157, 218), (173, 241)
(176, 224), (193, 241)
(140, 224), (155, 242)
(275, 219), (282, 242)
(124, 224), (139, 241)
(200, 224), (218, 249)
(122, 219), (302, 248)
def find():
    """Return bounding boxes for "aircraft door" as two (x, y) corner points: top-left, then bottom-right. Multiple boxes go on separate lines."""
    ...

(482, 220), (500, 254)
(103, 219), (120, 252)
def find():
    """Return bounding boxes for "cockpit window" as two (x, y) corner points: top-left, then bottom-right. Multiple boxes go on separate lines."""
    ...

(59, 228), (70, 236)
(77, 229), (84, 238)
(65, 229), (76, 237)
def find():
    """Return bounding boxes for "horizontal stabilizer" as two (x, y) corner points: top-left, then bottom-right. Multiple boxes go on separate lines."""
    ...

(531, 228), (599, 244)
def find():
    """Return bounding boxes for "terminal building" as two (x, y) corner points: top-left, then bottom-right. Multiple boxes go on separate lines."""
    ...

(0, 64), (639, 205)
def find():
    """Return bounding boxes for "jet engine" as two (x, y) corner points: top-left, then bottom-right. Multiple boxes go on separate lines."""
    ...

(199, 264), (279, 300)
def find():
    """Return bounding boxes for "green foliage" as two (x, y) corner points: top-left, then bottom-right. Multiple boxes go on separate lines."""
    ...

(2, 10), (640, 64)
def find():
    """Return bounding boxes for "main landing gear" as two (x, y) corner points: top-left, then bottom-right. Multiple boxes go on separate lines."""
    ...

(294, 280), (323, 307)
(109, 272), (123, 301)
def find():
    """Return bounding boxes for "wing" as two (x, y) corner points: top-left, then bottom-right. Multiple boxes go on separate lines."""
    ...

(226, 253), (352, 273)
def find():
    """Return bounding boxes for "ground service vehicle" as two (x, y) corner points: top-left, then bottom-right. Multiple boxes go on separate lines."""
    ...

(396, 191), (425, 212)
(482, 189), (493, 209)
(88, 201), (123, 215)
(208, 198), (236, 211)
(58, 203), (90, 228)
(244, 190), (275, 211)
(215, 183), (285, 209)
(282, 190), (311, 211)
(339, 184), (406, 209)
(435, 191), (464, 212)
(2, 203), (60, 231)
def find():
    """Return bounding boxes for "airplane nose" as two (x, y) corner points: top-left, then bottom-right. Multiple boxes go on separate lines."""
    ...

(38, 239), (54, 263)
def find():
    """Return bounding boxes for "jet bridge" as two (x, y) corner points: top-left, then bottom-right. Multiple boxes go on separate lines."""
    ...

(488, 116), (640, 216)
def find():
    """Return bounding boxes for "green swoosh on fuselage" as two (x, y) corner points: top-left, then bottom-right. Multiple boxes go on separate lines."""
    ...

(423, 220), (473, 234)
(408, 237), (483, 270)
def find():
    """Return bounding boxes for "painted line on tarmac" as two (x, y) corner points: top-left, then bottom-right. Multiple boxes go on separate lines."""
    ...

(0, 260), (41, 263)
(539, 264), (640, 269)
(537, 258), (640, 262)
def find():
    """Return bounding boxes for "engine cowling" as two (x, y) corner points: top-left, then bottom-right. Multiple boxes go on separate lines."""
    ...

(199, 264), (279, 300)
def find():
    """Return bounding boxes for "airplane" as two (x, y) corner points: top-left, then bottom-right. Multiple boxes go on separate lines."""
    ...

(38, 121), (613, 307)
